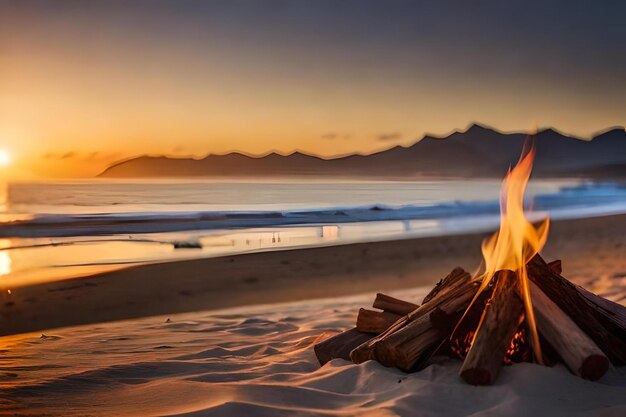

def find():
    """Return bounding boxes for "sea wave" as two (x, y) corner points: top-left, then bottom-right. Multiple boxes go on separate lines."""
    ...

(1, 182), (625, 238)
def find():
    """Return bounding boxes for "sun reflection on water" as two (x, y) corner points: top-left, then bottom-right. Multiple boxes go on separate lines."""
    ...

(0, 247), (11, 294)
(0, 251), (11, 276)
(321, 225), (339, 240)
(0, 181), (7, 212)
(0, 237), (12, 282)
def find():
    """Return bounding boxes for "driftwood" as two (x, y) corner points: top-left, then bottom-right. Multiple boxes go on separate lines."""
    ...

(350, 267), (474, 364)
(372, 293), (418, 316)
(373, 277), (480, 371)
(460, 270), (524, 385)
(356, 308), (401, 333)
(422, 268), (473, 304)
(314, 292), (419, 365)
(528, 255), (626, 365)
(530, 281), (609, 380)
(373, 314), (441, 371)
(314, 328), (373, 366)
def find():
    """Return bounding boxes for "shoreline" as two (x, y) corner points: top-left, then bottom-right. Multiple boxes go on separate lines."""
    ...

(1, 213), (625, 337)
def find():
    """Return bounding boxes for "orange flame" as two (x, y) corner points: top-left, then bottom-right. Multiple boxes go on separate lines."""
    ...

(471, 144), (550, 363)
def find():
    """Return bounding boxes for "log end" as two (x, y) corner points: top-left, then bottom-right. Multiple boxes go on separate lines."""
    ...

(547, 259), (562, 274)
(460, 368), (494, 386)
(372, 340), (414, 370)
(350, 343), (375, 364)
(580, 354), (610, 381)
(314, 329), (373, 366)
(355, 308), (375, 334)
(372, 340), (395, 368)
(373, 293), (419, 316)
(314, 343), (332, 366)
(356, 308), (400, 334)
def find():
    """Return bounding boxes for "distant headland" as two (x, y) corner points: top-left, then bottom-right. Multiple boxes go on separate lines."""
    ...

(99, 124), (626, 179)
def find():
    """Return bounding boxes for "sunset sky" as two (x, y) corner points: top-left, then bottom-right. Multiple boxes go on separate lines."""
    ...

(1, 0), (625, 177)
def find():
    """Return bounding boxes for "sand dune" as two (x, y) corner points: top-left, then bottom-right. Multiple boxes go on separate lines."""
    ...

(1, 287), (625, 416)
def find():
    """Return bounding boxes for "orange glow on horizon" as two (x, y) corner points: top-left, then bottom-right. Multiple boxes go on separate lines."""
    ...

(0, 2), (623, 178)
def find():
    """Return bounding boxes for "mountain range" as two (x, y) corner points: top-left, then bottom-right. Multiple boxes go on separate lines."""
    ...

(99, 124), (626, 178)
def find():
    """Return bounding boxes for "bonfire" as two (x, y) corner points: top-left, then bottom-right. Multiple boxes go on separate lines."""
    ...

(314, 145), (626, 385)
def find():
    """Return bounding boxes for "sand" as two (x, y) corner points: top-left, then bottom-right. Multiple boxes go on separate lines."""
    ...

(2, 214), (625, 337)
(1, 288), (625, 416)
(1, 214), (625, 415)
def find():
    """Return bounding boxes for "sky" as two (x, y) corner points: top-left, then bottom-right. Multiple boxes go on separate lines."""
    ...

(0, 0), (625, 177)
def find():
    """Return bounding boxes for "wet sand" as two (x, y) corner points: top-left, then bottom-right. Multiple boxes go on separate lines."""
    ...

(1, 214), (625, 337)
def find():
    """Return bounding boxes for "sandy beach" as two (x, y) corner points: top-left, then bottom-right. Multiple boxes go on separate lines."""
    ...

(1, 285), (625, 416)
(0, 213), (625, 415)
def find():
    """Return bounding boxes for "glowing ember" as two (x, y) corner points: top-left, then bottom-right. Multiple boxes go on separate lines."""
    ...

(451, 331), (475, 358)
(465, 144), (550, 363)
(452, 326), (531, 364)
(504, 327), (530, 364)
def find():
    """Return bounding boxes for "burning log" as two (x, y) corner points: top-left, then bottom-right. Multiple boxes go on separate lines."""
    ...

(438, 286), (494, 359)
(350, 267), (474, 365)
(528, 255), (626, 365)
(356, 308), (401, 333)
(530, 281), (609, 380)
(460, 270), (524, 385)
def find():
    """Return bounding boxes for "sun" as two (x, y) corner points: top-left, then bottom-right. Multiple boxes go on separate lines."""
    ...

(0, 150), (11, 167)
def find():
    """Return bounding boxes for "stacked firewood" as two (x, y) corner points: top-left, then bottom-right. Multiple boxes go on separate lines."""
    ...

(314, 255), (626, 385)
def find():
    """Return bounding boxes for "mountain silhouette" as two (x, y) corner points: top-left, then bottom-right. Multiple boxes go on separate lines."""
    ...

(99, 124), (626, 178)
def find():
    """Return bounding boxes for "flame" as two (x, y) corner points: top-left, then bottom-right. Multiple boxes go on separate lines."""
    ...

(471, 144), (550, 363)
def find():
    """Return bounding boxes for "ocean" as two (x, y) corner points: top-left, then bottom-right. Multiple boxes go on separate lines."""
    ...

(1, 178), (626, 288)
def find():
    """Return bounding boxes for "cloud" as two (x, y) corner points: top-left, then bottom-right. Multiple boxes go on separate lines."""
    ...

(376, 132), (402, 141)
(321, 132), (351, 140)
(41, 151), (124, 162)
(42, 151), (76, 160)
(85, 151), (124, 162)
